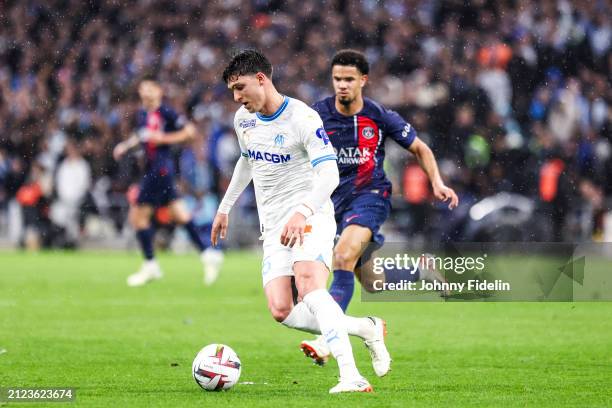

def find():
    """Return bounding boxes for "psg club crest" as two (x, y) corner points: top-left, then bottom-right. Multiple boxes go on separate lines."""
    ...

(362, 126), (375, 140)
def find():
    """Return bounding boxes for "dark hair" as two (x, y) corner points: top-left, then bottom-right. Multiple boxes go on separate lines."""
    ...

(140, 72), (160, 84)
(222, 49), (273, 83)
(331, 49), (369, 75)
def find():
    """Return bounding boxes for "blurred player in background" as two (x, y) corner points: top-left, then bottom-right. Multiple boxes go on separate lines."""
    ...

(113, 79), (223, 287)
(212, 50), (390, 393)
(300, 50), (459, 364)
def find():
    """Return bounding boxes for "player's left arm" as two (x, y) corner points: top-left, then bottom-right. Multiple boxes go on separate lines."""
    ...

(281, 115), (339, 248)
(408, 137), (458, 209)
(384, 108), (458, 209)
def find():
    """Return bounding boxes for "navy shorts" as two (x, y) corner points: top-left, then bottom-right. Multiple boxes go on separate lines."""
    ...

(335, 191), (391, 249)
(137, 172), (178, 207)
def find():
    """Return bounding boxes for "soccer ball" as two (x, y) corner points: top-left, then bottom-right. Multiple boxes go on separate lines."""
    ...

(192, 344), (241, 391)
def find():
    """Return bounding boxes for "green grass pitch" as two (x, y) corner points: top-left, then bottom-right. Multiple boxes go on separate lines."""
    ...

(1, 251), (611, 407)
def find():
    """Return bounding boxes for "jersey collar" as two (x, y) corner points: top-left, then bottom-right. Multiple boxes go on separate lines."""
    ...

(256, 96), (289, 122)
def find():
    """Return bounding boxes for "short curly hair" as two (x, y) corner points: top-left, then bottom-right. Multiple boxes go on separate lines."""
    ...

(331, 49), (369, 75)
(222, 49), (273, 83)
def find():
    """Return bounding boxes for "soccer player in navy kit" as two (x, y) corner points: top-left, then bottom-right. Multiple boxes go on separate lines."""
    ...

(300, 50), (458, 365)
(113, 79), (223, 287)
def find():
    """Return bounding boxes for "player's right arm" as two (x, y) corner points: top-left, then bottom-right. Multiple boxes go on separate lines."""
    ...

(211, 115), (253, 246)
(112, 133), (140, 161)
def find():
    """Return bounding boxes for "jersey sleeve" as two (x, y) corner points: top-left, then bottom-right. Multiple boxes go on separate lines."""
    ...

(135, 110), (147, 129)
(162, 106), (186, 132)
(383, 107), (417, 149)
(233, 113), (249, 159)
(299, 109), (337, 167)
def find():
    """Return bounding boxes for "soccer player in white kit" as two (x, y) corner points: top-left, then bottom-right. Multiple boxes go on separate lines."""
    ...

(211, 50), (390, 393)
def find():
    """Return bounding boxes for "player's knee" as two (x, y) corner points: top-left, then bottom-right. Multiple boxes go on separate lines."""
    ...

(294, 267), (320, 296)
(174, 214), (190, 225)
(129, 210), (150, 230)
(267, 297), (292, 322)
(354, 266), (380, 293)
(333, 248), (358, 271)
(269, 304), (291, 322)
(171, 209), (190, 225)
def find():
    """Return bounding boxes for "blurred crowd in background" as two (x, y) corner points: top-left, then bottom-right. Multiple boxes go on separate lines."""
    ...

(0, 0), (610, 249)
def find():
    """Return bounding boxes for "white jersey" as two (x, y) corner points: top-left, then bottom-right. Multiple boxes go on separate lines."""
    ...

(233, 96), (337, 233)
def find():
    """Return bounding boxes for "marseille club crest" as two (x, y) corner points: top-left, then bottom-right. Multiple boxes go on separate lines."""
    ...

(274, 134), (285, 147)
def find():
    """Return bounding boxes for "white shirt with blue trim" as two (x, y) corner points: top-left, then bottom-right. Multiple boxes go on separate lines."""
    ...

(233, 96), (338, 232)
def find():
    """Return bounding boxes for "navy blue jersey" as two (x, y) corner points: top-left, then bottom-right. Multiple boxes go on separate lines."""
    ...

(312, 96), (416, 207)
(136, 104), (185, 176)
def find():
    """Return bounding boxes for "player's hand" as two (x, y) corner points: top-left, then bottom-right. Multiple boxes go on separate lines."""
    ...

(280, 213), (306, 248)
(184, 123), (196, 139)
(147, 131), (166, 145)
(113, 143), (127, 161)
(211, 212), (229, 247)
(433, 182), (459, 210)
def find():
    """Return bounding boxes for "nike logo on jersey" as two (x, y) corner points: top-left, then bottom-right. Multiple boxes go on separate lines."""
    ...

(345, 214), (360, 223)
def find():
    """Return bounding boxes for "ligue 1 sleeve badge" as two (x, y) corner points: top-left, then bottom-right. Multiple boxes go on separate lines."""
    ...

(316, 127), (330, 145)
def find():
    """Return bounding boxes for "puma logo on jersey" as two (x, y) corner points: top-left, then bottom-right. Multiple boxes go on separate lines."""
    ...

(239, 119), (257, 129)
(248, 149), (291, 163)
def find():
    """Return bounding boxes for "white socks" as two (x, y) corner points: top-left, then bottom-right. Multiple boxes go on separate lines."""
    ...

(282, 302), (375, 340)
(201, 247), (224, 266)
(344, 315), (375, 340)
(281, 302), (319, 334)
(301, 289), (360, 380)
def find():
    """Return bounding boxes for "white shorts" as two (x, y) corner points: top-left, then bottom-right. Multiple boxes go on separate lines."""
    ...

(261, 211), (335, 287)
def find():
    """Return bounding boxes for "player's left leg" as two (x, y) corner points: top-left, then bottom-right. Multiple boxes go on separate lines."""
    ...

(127, 203), (164, 287)
(330, 224), (373, 310)
(169, 199), (223, 285)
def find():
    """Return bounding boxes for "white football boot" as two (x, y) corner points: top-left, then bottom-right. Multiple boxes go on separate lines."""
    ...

(127, 260), (163, 287)
(201, 248), (224, 286)
(300, 335), (330, 366)
(363, 317), (391, 377)
(329, 376), (373, 394)
(301, 317), (391, 377)
(418, 253), (450, 297)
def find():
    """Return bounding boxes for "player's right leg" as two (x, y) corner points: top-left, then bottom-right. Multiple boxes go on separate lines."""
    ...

(262, 223), (372, 392)
(293, 260), (372, 393)
(274, 273), (390, 376)
(127, 203), (162, 287)
(300, 224), (373, 366)
(265, 276), (371, 392)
